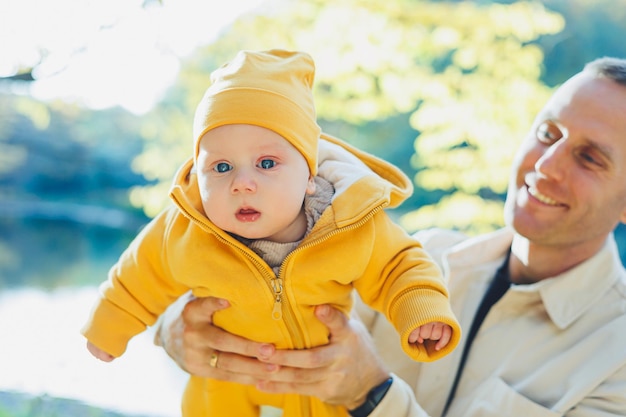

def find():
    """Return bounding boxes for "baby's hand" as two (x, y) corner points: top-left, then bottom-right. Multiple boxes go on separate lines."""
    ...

(86, 341), (116, 362)
(409, 322), (452, 351)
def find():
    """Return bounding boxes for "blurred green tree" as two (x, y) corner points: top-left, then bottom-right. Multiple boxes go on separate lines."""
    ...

(131, 0), (563, 237)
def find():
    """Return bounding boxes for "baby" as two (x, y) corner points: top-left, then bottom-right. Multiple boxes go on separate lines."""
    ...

(82, 49), (460, 417)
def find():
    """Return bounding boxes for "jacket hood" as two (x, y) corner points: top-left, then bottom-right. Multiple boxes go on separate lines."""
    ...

(318, 132), (413, 208)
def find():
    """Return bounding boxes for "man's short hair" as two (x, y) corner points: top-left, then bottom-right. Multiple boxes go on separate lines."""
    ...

(584, 57), (626, 86)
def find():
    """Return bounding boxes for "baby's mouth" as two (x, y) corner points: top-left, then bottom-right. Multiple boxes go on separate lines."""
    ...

(235, 207), (261, 222)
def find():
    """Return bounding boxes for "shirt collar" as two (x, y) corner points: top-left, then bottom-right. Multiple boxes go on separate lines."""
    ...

(445, 229), (625, 330)
(525, 236), (624, 329)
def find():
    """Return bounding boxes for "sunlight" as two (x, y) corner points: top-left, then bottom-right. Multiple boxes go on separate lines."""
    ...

(2, 0), (265, 114)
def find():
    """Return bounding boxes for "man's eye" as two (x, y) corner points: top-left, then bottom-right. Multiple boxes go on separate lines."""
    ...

(536, 121), (563, 143)
(258, 159), (276, 169)
(576, 148), (606, 169)
(579, 152), (598, 165)
(214, 162), (232, 173)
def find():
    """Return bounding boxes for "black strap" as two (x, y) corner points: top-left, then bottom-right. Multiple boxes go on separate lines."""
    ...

(441, 250), (512, 416)
(348, 377), (394, 417)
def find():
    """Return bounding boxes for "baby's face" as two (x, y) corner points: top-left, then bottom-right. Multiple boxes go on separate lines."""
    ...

(196, 124), (315, 243)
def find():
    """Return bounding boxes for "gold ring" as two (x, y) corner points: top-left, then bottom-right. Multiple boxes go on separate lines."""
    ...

(209, 351), (220, 368)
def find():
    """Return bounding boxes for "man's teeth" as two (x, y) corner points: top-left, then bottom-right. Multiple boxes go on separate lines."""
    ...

(528, 186), (558, 205)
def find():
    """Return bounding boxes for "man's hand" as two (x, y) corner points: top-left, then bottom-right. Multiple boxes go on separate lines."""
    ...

(158, 296), (390, 410)
(254, 305), (390, 410)
(157, 295), (278, 385)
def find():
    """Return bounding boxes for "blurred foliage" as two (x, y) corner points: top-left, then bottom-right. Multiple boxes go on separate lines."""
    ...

(0, 94), (149, 288)
(2, 0), (626, 281)
(132, 0), (563, 234)
(0, 94), (149, 207)
(513, 0), (626, 86)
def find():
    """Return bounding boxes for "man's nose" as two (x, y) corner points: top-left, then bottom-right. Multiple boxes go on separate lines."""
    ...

(534, 140), (568, 182)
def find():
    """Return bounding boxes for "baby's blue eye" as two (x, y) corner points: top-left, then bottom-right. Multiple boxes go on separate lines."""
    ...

(214, 162), (232, 173)
(258, 159), (276, 169)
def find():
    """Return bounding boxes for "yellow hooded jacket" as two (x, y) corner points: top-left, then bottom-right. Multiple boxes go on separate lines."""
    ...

(82, 133), (460, 417)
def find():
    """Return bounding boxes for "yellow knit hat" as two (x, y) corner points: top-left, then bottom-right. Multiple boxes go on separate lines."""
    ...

(193, 49), (321, 175)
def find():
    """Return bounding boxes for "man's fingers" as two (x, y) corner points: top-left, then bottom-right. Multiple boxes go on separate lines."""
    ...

(181, 300), (268, 359)
(182, 296), (229, 324)
(259, 305), (351, 369)
(314, 304), (349, 339)
(195, 324), (269, 359)
(213, 351), (279, 375)
(186, 347), (279, 381)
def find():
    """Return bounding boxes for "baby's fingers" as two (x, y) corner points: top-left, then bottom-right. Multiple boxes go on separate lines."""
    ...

(434, 325), (453, 351)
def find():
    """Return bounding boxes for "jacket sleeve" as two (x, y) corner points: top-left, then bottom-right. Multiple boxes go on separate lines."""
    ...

(352, 215), (461, 362)
(367, 374), (432, 417)
(81, 207), (190, 357)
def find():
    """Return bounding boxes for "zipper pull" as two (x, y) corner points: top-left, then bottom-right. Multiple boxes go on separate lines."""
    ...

(271, 278), (283, 320)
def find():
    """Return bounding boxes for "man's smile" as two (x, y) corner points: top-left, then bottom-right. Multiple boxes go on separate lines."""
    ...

(527, 185), (560, 206)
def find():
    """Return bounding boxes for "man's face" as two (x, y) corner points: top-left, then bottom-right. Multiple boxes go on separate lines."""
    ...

(504, 73), (626, 251)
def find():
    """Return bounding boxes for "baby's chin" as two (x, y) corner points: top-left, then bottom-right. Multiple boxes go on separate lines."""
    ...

(225, 227), (269, 241)
(221, 221), (299, 243)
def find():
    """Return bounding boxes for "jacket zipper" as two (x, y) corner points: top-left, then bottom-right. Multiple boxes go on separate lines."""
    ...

(271, 277), (283, 320)
(277, 204), (387, 349)
(170, 194), (278, 314)
(173, 192), (387, 417)
(172, 192), (387, 346)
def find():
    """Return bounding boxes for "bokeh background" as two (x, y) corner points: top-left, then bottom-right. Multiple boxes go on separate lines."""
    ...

(2, 0), (626, 416)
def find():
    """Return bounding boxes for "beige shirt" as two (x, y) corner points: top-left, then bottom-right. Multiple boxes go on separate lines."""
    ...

(359, 227), (626, 417)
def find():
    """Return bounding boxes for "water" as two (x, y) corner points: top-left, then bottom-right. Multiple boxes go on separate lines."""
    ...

(0, 217), (188, 416)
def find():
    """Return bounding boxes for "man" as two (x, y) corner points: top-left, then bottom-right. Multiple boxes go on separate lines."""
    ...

(156, 57), (626, 416)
